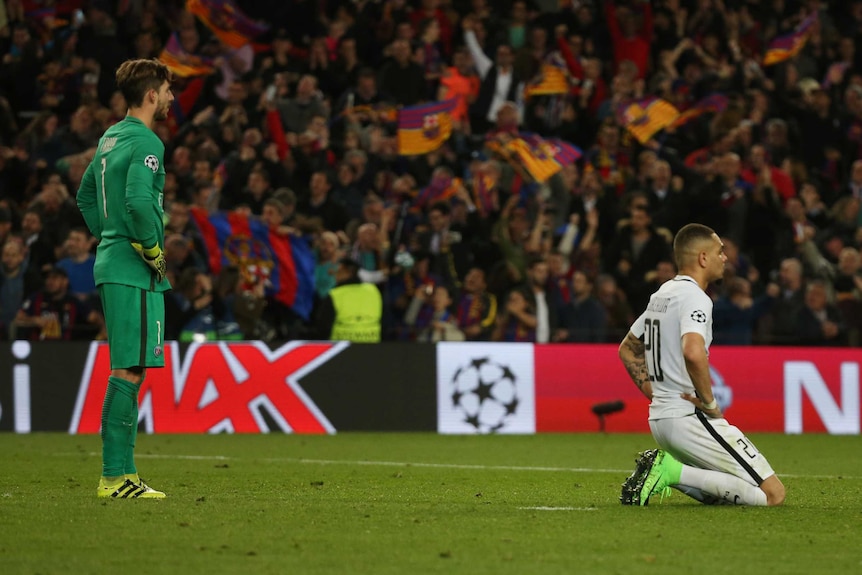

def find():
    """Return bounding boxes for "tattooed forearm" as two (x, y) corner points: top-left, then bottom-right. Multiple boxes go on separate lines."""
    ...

(623, 356), (652, 396)
(619, 334), (653, 400)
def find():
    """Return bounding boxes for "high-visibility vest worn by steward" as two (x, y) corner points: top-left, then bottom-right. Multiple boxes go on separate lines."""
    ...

(329, 282), (382, 342)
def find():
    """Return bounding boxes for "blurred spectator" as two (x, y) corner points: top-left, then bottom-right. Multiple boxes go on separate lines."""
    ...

(314, 231), (342, 299)
(164, 232), (206, 281)
(560, 270), (606, 343)
(297, 170), (350, 232)
(714, 278), (778, 346)
(524, 256), (564, 343)
(165, 268), (218, 342)
(404, 283), (465, 342)
(797, 279), (847, 346)
(1, 238), (42, 339)
(378, 39), (425, 107)
(604, 207), (671, 315)
(14, 266), (100, 340)
(760, 258), (806, 345)
(311, 257), (382, 342)
(455, 267), (497, 341)
(463, 16), (522, 133)
(277, 74), (327, 135)
(418, 197), (471, 286)
(55, 227), (96, 299)
(595, 273), (633, 344)
(605, 1), (652, 78)
(437, 46), (479, 130)
(493, 286), (536, 342)
(19, 208), (54, 272)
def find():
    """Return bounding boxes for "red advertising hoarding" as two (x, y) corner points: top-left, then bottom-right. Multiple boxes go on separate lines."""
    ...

(535, 345), (862, 434)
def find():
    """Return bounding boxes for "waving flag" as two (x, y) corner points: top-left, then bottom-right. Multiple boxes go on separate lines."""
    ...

(159, 33), (215, 77)
(414, 174), (462, 209)
(763, 12), (818, 66)
(524, 55), (570, 98)
(507, 136), (563, 183)
(397, 99), (457, 155)
(187, 0), (269, 49)
(548, 139), (583, 166)
(485, 133), (582, 183)
(671, 94), (728, 129)
(472, 170), (496, 215)
(616, 97), (679, 144)
(189, 208), (315, 320)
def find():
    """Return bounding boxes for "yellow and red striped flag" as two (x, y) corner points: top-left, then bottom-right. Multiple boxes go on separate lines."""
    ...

(616, 97), (679, 144)
(524, 57), (570, 98)
(159, 33), (215, 78)
(187, 0), (268, 49)
(763, 13), (818, 67)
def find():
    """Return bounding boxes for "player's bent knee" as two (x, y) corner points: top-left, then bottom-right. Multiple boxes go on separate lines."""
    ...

(761, 476), (785, 506)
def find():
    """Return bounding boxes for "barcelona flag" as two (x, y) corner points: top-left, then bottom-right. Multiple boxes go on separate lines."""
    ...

(187, 0), (268, 49)
(763, 12), (818, 66)
(485, 133), (582, 183)
(506, 136), (563, 183)
(472, 170), (496, 215)
(189, 208), (315, 320)
(414, 175), (462, 209)
(159, 33), (215, 78)
(397, 99), (457, 156)
(616, 97), (679, 144)
(524, 56), (570, 99)
(671, 94), (728, 129)
(548, 139), (583, 166)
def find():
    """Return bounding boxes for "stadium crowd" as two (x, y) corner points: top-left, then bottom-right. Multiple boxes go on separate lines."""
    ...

(1, 0), (861, 347)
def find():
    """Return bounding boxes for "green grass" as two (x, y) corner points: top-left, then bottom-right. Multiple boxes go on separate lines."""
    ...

(1, 433), (861, 575)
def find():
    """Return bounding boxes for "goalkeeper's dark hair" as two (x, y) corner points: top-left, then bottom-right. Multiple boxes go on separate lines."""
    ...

(673, 223), (716, 269)
(115, 59), (171, 108)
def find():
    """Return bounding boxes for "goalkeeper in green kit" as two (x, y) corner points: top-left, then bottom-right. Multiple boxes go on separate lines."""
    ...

(76, 59), (173, 499)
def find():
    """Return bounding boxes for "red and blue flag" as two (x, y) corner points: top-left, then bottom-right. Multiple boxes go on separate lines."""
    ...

(189, 209), (315, 320)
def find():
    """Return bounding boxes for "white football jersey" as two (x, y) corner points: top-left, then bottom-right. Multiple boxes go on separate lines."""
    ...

(630, 275), (713, 420)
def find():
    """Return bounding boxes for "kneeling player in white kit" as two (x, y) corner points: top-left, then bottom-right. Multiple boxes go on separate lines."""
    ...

(618, 223), (785, 506)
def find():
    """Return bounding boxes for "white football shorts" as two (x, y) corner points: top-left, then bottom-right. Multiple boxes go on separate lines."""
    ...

(649, 412), (776, 486)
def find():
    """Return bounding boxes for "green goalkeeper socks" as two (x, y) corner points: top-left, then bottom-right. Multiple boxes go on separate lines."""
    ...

(101, 376), (140, 479)
(124, 374), (143, 477)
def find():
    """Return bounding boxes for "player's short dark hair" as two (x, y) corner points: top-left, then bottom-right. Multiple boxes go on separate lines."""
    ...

(673, 223), (715, 268)
(115, 58), (171, 108)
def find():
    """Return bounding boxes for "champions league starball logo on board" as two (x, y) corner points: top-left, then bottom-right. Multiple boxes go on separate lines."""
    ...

(436, 343), (535, 434)
(449, 357), (519, 433)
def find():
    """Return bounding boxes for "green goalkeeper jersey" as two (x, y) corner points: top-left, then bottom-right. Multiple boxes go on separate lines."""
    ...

(76, 115), (170, 293)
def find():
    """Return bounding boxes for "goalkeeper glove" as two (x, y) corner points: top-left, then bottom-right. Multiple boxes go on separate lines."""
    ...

(131, 242), (167, 282)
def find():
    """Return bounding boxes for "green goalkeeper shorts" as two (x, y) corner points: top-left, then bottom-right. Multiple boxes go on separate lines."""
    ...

(99, 283), (166, 370)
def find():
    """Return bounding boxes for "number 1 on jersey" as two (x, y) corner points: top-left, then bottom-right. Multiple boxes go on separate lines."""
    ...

(643, 319), (664, 382)
(100, 157), (108, 218)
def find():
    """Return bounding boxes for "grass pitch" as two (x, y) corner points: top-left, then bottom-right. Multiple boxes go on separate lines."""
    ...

(1, 433), (861, 575)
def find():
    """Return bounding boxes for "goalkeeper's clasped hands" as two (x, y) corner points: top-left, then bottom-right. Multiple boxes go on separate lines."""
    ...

(131, 242), (167, 282)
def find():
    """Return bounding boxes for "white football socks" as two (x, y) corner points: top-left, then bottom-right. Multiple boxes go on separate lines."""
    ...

(678, 465), (768, 506)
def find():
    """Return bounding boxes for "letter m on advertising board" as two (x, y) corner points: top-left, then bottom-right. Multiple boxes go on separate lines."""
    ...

(69, 341), (348, 434)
